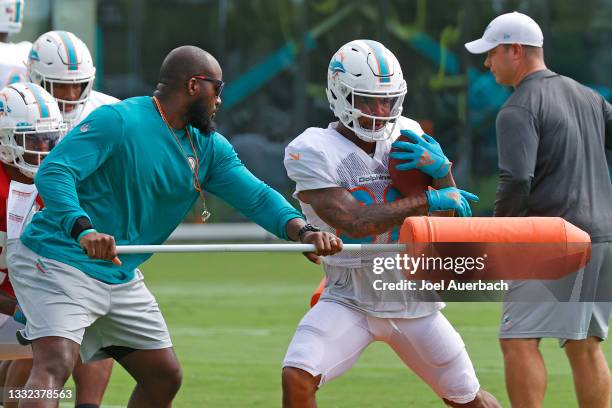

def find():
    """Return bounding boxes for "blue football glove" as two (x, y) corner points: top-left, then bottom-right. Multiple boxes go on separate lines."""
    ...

(13, 304), (26, 325)
(425, 187), (479, 217)
(390, 129), (451, 179)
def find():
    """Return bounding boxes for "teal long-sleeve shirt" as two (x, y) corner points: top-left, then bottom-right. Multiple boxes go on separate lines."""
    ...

(21, 96), (304, 283)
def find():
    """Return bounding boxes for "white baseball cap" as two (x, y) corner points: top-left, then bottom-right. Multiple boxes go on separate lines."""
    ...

(465, 12), (543, 54)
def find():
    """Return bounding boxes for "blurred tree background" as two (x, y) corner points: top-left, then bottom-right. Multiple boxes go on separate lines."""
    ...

(14, 0), (612, 221)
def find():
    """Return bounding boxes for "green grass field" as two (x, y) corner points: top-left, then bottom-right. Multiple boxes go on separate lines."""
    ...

(89, 252), (612, 407)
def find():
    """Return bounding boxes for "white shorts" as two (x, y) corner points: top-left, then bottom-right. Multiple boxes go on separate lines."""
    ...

(7, 239), (172, 362)
(283, 301), (480, 404)
(0, 314), (31, 360)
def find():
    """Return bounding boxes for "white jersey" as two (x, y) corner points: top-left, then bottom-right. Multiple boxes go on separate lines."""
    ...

(69, 90), (119, 130)
(285, 116), (423, 268)
(0, 41), (30, 87)
(285, 117), (444, 318)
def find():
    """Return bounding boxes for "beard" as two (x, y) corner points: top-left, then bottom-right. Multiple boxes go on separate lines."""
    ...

(186, 98), (216, 134)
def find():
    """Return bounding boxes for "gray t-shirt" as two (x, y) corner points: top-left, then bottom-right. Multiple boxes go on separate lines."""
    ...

(495, 69), (612, 243)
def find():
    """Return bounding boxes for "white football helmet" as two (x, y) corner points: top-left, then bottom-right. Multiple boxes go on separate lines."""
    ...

(0, 0), (23, 34)
(27, 30), (95, 125)
(0, 82), (66, 178)
(326, 39), (407, 142)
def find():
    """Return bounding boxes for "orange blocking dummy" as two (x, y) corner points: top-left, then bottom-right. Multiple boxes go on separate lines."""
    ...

(399, 216), (591, 281)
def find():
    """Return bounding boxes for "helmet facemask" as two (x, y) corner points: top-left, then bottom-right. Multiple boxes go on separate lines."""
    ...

(41, 78), (93, 126)
(1, 122), (64, 178)
(343, 86), (406, 142)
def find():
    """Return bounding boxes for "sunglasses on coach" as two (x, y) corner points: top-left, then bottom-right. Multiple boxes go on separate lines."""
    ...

(191, 75), (225, 97)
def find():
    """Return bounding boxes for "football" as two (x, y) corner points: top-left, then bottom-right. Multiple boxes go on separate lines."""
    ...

(388, 133), (433, 198)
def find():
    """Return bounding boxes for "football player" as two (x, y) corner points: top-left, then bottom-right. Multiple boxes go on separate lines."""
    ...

(282, 40), (498, 407)
(0, 0), (29, 87)
(0, 82), (64, 407)
(28, 30), (119, 129)
(25, 32), (118, 407)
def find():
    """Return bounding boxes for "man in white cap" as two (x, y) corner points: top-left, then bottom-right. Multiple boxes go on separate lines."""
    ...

(466, 11), (612, 408)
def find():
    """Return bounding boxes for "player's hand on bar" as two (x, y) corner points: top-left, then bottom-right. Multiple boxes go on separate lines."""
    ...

(300, 231), (343, 264)
(80, 231), (122, 266)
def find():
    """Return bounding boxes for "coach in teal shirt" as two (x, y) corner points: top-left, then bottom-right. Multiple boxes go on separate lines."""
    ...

(21, 47), (339, 284)
(23, 96), (303, 283)
(11, 45), (342, 408)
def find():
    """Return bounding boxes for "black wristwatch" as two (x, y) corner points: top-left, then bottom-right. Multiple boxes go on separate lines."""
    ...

(297, 224), (320, 241)
(71, 216), (94, 242)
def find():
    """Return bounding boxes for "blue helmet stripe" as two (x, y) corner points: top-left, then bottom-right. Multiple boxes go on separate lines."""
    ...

(364, 40), (390, 83)
(28, 85), (50, 118)
(57, 31), (79, 71)
(14, 1), (21, 23)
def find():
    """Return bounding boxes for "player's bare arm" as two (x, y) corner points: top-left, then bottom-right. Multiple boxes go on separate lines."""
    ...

(0, 292), (17, 316)
(432, 171), (457, 217)
(433, 171), (456, 189)
(298, 187), (428, 239)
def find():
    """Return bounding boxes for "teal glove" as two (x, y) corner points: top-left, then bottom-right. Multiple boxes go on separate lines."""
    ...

(13, 304), (26, 325)
(426, 187), (479, 217)
(390, 129), (451, 179)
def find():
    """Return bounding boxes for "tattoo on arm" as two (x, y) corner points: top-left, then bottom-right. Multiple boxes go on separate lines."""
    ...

(299, 187), (428, 238)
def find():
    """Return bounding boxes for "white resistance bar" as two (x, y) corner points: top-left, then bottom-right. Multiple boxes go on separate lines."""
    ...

(116, 243), (407, 254)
